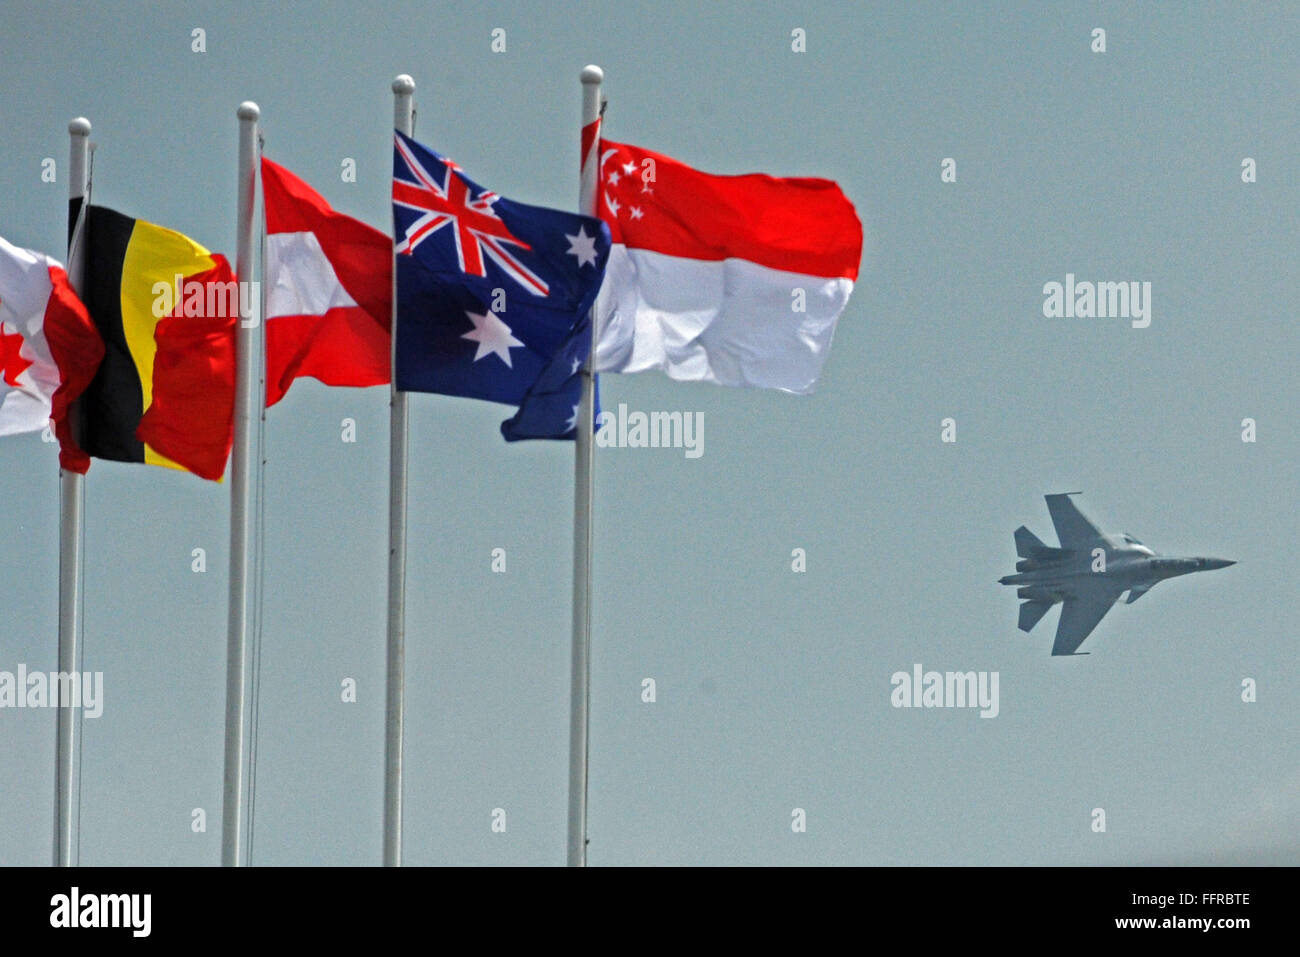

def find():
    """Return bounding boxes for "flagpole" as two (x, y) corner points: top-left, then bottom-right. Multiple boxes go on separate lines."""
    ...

(567, 63), (603, 868)
(383, 73), (415, 868)
(54, 116), (92, 868)
(221, 100), (262, 867)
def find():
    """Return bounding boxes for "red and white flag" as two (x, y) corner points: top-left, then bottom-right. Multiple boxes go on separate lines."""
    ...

(262, 158), (392, 406)
(589, 135), (862, 394)
(0, 235), (103, 472)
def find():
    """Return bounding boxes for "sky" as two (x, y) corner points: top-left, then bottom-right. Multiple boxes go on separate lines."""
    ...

(1, 1), (1297, 866)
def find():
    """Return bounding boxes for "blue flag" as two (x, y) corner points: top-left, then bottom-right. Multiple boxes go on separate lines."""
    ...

(392, 131), (609, 422)
(499, 311), (600, 441)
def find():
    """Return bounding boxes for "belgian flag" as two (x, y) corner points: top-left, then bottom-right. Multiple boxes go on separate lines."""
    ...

(78, 205), (237, 480)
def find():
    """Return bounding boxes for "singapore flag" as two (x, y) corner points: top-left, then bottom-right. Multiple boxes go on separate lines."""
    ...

(587, 128), (863, 395)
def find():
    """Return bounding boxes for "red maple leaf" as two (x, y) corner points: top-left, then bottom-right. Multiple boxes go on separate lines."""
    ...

(0, 319), (34, 388)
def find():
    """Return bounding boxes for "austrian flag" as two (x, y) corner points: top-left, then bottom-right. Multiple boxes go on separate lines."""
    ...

(261, 158), (393, 406)
(591, 136), (863, 394)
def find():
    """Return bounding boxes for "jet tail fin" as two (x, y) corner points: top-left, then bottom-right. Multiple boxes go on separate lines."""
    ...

(1018, 599), (1054, 633)
(1126, 584), (1152, 604)
(1015, 525), (1048, 558)
(1014, 525), (1071, 570)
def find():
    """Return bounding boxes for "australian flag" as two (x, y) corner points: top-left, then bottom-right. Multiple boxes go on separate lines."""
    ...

(499, 309), (599, 441)
(393, 131), (609, 438)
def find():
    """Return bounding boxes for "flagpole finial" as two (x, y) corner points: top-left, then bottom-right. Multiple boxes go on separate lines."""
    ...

(392, 74), (416, 95)
(237, 101), (260, 121)
(68, 117), (91, 136)
(580, 64), (603, 85)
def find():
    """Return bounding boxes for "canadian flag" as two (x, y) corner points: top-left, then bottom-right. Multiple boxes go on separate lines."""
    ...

(0, 235), (103, 472)
(262, 158), (392, 406)
(588, 132), (862, 394)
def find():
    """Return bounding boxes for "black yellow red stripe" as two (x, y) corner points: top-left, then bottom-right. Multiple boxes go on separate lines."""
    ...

(78, 205), (235, 479)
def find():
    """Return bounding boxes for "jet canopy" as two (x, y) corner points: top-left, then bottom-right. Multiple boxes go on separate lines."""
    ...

(1118, 534), (1155, 554)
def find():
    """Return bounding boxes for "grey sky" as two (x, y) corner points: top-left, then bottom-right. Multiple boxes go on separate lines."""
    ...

(1, 1), (1296, 865)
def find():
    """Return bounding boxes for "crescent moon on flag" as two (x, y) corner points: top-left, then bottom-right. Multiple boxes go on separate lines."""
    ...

(600, 148), (618, 169)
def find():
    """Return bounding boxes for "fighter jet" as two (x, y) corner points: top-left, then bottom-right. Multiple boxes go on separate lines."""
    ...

(1000, 494), (1235, 656)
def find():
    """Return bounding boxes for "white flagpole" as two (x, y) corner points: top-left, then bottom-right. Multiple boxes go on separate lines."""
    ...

(55, 116), (92, 867)
(567, 63), (603, 868)
(383, 73), (415, 868)
(221, 100), (263, 867)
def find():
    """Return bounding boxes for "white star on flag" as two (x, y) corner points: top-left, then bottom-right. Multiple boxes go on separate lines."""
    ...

(629, 206), (644, 220)
(461, 309), (524, 367)
(565, 226), (599, 267)
(606, 194), (621, 216)
(565, 403), (580, 432)
(570, 355), (582, 375)
(608, 171), (621, 186)
(622, 161), (636, 175)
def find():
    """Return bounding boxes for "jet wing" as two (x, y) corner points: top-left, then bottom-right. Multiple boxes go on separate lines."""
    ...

(1051, 582), (1124, 656)
(1045, 493), (1103, 550)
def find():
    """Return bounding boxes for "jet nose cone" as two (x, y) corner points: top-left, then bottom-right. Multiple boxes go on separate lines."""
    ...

(1201, 558), (1235, 571)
